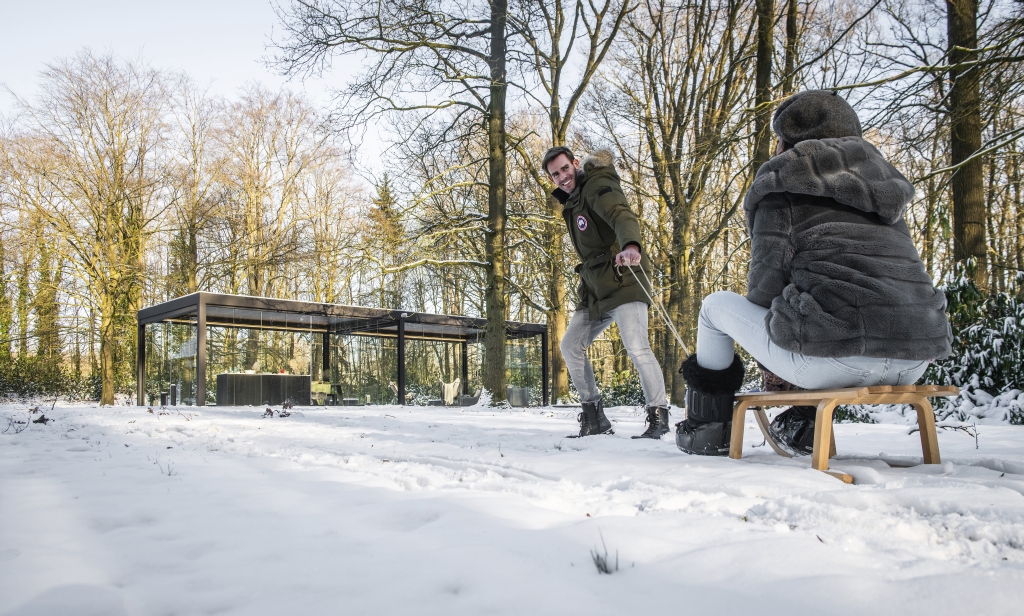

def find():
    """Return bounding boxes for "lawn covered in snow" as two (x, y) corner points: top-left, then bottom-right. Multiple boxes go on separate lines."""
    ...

(2, 401), (1024, 615)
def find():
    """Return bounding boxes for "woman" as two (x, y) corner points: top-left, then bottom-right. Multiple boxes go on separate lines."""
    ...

(676, 90), (953, 456)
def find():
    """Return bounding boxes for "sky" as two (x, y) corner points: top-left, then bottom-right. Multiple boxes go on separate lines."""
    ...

(0, 0), (338, 114)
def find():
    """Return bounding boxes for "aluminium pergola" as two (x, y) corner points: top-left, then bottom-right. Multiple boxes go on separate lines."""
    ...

(137, 292), (549, 406)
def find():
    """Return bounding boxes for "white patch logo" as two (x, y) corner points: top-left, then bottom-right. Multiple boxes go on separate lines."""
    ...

(576, 215), (588, 231)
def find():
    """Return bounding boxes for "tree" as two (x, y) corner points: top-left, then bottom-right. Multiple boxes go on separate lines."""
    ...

(6, 51), (168, 404)
(511, 0), (631, 402)
(166, 78), (224, 297)
(365, 174), (407, 308)
(593, 0), (757, 402)
(752, 0), (776, 172)
(947, 0), (987, 286)
(273, 0), (514, 400)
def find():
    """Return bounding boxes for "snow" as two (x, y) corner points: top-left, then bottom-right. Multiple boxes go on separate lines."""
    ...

(2, 402), (1024, 615)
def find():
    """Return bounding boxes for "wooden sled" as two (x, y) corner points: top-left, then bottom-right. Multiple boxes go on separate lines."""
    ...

(730, 385), (960, 483)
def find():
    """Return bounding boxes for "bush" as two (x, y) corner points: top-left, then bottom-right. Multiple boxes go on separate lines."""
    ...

(0, 356), (102, 402)
(923, 263), (1024, 424)
(601, 370), (646, 407)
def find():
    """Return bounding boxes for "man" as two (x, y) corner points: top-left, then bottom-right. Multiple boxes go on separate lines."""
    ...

(543, 145), (671, 439)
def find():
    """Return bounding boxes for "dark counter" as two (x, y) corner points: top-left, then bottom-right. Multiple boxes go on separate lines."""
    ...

(215, 374), (311, 406)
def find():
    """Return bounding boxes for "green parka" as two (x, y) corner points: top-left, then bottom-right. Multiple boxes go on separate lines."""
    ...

(552, 149), (652, 320)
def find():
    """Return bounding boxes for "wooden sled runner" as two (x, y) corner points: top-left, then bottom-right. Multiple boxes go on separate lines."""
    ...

(729, 385), (960, 483)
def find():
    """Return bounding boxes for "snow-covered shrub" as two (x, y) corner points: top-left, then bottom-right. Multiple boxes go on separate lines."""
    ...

(601, 370), (645, 407)
(0, 355), (101, 402)
(561, 370), (644, 406)
(923, 263), (1024, 424)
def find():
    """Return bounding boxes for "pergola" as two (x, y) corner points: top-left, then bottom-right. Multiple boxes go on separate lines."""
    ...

(137, 292), (549, 406)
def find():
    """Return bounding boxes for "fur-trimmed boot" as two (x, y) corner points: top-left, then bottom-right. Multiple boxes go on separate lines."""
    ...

(568, 398), (614, 438)
(631, 406), (670, 439)
(676, 354), (746, 456)
(768, 406), (817, 456)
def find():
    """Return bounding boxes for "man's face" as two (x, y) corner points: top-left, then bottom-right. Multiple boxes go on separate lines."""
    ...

(546, 153), (580, 193)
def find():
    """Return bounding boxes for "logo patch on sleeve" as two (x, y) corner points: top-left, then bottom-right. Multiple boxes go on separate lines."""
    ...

(576, 215), (589, 231)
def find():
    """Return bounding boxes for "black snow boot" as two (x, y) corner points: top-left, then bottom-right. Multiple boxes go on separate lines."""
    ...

(675, 354), (746, 456)
(568, 398), (614, 438)
(768, 406), (817, 456)
(632, 406), (670, 439)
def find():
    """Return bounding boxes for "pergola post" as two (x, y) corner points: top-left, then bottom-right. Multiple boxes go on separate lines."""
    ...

(461, 341), (469, 395)
(321, 330), (330, 382)
(397, 316), (406, 405)
(541, 331), (549, 406)
(136, 321), (146, 406)
(196, 296), (207, 406)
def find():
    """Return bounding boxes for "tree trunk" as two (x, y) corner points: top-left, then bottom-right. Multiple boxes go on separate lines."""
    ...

(947, 0), (987, 287)
(752, 0), (776, 173)
(782, 0), (799, 96)
(483, 0), (509, 403)
(99, 292), (116, 405)
(547, 194), (569, 403)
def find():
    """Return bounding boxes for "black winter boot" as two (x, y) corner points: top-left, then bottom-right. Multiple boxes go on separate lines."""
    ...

(675, 354), (746, 456)
(632, 406), (670, 439)
(768, 406), (817, 456)
(568, 398), (613, 438)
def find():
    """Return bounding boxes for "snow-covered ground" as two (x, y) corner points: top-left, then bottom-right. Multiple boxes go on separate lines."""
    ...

(2, 402), (1024, 616)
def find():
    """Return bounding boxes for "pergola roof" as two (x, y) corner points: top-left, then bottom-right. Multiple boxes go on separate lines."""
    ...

(138, 292), (547, 341)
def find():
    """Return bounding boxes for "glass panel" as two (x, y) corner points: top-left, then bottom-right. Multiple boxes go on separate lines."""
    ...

(404, 338), (463, 405)
(144, 315), (198, 406)
(506, 336), (541, 406)
(204, 309), (318, 406)
(330, 333), (398, 405)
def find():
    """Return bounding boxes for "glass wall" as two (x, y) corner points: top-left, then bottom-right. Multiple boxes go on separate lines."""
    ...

(404, 338), (465, 405)
(330, 334), (398, 405)
(204, 309), (321, 406)
(144, 315), (199, 406)
(507, 336), (543, 405)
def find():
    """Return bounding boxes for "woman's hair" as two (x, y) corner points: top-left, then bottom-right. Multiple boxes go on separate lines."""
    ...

(541, 146), (576, 174)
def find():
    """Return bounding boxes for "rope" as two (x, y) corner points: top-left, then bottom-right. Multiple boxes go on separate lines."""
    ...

(617, 263), (691, 357)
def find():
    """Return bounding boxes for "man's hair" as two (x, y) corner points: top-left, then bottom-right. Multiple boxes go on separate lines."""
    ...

(541, 146), (576, 174)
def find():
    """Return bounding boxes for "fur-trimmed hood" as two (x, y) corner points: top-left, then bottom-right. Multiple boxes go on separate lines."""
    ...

(744, 137), (914, 232)
(582, 148), (616, 172)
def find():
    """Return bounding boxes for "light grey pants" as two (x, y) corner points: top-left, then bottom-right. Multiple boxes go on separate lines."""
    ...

(560, 302), (669, 407)
(697, 291), (929, 389)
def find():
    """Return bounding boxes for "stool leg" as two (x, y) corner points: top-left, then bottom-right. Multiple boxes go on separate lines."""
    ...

(812, 400), (839, 472)
(829, 429), (837, 459)
(729, 401), (750, 459)
(912, 397), (941, 464)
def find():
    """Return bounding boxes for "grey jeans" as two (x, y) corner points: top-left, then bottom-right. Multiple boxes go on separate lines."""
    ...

(560, 302), (668, 407)
(697, 291), (929, 389)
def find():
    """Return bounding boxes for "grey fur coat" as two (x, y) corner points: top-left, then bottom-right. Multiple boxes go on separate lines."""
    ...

(744, 136), (952, 360)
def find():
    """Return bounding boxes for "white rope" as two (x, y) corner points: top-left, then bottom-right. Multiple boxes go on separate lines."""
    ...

(617, 263), (691, 357)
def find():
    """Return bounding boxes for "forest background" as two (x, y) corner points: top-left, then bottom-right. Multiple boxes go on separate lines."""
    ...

(1, 0), (1022, 408)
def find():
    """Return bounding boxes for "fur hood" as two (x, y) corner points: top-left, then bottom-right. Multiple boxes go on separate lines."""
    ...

(582, 148), (616, 172)
(744, 137), (914, 232)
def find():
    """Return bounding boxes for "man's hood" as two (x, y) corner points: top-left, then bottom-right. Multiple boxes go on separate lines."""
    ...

(744, 136), (914, 229)
(552, 148), (617, 204)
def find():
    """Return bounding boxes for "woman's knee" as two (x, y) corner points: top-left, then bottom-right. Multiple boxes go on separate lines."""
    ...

(700, 290), (742, 316)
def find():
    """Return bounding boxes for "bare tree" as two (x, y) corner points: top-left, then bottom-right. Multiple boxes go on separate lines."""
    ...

(272, 0), (514, 400)
(7, 51), (168, 404)
(509, 0), (631, 401)
(166, 78), (225, 297)
(592, 0), (757, 402)
(947, 0), (988, 285)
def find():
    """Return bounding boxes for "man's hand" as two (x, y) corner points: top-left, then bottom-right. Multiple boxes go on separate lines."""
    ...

(615, 245), (641, 267)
